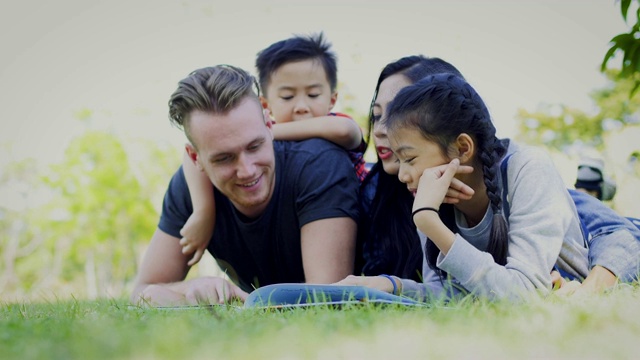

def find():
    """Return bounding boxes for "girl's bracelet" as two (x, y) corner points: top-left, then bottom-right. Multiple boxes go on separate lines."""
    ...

(411, 207), (439, 218)
(379, 274), (398, 295)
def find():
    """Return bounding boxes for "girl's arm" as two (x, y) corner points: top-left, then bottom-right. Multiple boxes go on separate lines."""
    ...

(335, 273), (455, 302)
(415, 150), (585, 300)
(271, 115), (362, 150)
(180, 150), (216, 266)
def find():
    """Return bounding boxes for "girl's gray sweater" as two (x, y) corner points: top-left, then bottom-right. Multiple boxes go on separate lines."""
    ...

(400, 141), (589, 301)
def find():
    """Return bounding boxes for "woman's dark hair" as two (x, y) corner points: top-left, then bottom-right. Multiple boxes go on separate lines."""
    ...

(357, 56), (464, 280)
(364, 56), (464, 147)
(386, 73), (509, 267)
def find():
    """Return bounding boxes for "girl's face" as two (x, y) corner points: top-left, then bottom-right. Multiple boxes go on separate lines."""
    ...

(372, 74), (412, 175)
(389, 127), (449, 196)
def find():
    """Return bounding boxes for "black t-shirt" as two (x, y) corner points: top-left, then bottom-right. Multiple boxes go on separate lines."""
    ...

(159, 139), (360, 292)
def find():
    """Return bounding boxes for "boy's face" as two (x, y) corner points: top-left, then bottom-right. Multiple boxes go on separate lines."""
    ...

(261, 59), (337, 123)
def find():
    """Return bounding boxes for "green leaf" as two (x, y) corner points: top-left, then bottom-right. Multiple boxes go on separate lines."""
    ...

(622, 41), (640, 77)
(630, 80), (640, 98)
(602, 45), (620, 72)
(612, 33), (635, 48)
(634, 42), (640, 73)
(622, 0), (631, 22)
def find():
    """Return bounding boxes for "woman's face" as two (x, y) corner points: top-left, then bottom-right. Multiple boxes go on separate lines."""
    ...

(372, 74), (412, 175)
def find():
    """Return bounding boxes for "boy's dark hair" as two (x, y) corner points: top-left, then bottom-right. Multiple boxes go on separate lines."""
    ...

(255, 32), (338, 95)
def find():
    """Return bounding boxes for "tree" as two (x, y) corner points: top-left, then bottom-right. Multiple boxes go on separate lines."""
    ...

(42, 130), (168, 298)
(515, 69), (640, 216)
(602, 0), (640, 96)
(0, 159), (48, 296)
(0, 124), (180, 300)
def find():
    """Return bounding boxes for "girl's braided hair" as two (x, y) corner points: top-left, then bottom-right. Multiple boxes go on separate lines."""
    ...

(386, 73), (508, 270)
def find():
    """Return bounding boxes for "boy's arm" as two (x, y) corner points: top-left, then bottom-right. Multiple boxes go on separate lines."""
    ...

(271, 115), (362, 150)
(181, 150), (216, 266)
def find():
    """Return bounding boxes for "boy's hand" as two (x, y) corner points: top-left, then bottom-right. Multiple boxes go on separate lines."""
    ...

(263, 109), (276, 126)
(179, 211), (214, 266)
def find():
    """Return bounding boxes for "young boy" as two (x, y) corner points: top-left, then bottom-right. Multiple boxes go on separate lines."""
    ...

(178, 33), (367, 265)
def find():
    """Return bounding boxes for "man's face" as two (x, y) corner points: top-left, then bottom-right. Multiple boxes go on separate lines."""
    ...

(261, 59), (337, 123)
(187, 98), (276, 218)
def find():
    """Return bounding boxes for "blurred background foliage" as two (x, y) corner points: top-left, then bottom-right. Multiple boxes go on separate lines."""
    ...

(0, 112), (180, 300)
(516, 70), (640, 151)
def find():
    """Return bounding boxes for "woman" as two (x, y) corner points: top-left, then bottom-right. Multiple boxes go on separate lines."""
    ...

(356, 56), (464, 283)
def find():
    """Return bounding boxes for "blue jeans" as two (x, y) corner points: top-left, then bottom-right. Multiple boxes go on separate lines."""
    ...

(570, 190), (640, 282)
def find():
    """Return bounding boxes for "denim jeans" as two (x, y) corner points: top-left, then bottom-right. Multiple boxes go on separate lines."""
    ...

(570, 189), (640, 282)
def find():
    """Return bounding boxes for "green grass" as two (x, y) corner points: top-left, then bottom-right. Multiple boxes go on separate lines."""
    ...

(2, 286), (640, 359)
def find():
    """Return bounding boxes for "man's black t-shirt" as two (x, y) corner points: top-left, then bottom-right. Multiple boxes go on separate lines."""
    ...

(159, 139), (360, 292)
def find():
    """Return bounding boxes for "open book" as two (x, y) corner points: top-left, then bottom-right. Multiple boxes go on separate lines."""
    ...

(151, 283), (425, 310)
(244, 283), (425, 309)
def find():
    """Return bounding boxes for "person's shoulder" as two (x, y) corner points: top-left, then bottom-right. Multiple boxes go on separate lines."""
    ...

(505, 141), (552, 167)
(168, 165), (187, 188)
(503, 141), (559, 182)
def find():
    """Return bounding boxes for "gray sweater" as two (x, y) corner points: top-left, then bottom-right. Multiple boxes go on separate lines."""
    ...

(401, 141), (589, 301)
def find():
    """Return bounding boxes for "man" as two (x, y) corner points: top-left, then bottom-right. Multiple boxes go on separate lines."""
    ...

(130, 65), (359, 306)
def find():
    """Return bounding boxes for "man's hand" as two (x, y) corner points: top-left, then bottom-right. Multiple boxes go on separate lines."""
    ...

(182, 277), (249, 305)
(137, 276), (249, 307)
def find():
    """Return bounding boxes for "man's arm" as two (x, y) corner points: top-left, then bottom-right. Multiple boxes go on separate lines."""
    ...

(130, 228), (191, 305)
(130, 228), (249, 306)
(300, 217), (357, 283)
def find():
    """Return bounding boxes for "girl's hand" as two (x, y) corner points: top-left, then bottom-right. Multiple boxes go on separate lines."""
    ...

(413, 158), (475, 210)
(335, 275), (398, 294)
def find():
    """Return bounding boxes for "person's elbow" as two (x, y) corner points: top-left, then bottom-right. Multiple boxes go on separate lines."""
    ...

(130, 282), (150, 305)
(130, 277), (169, 304)
(329, 120), (362, 150)
(339, 126), (362, 150)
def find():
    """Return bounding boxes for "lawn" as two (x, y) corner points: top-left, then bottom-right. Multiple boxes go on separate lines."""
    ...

(2, 285), (639, 359)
